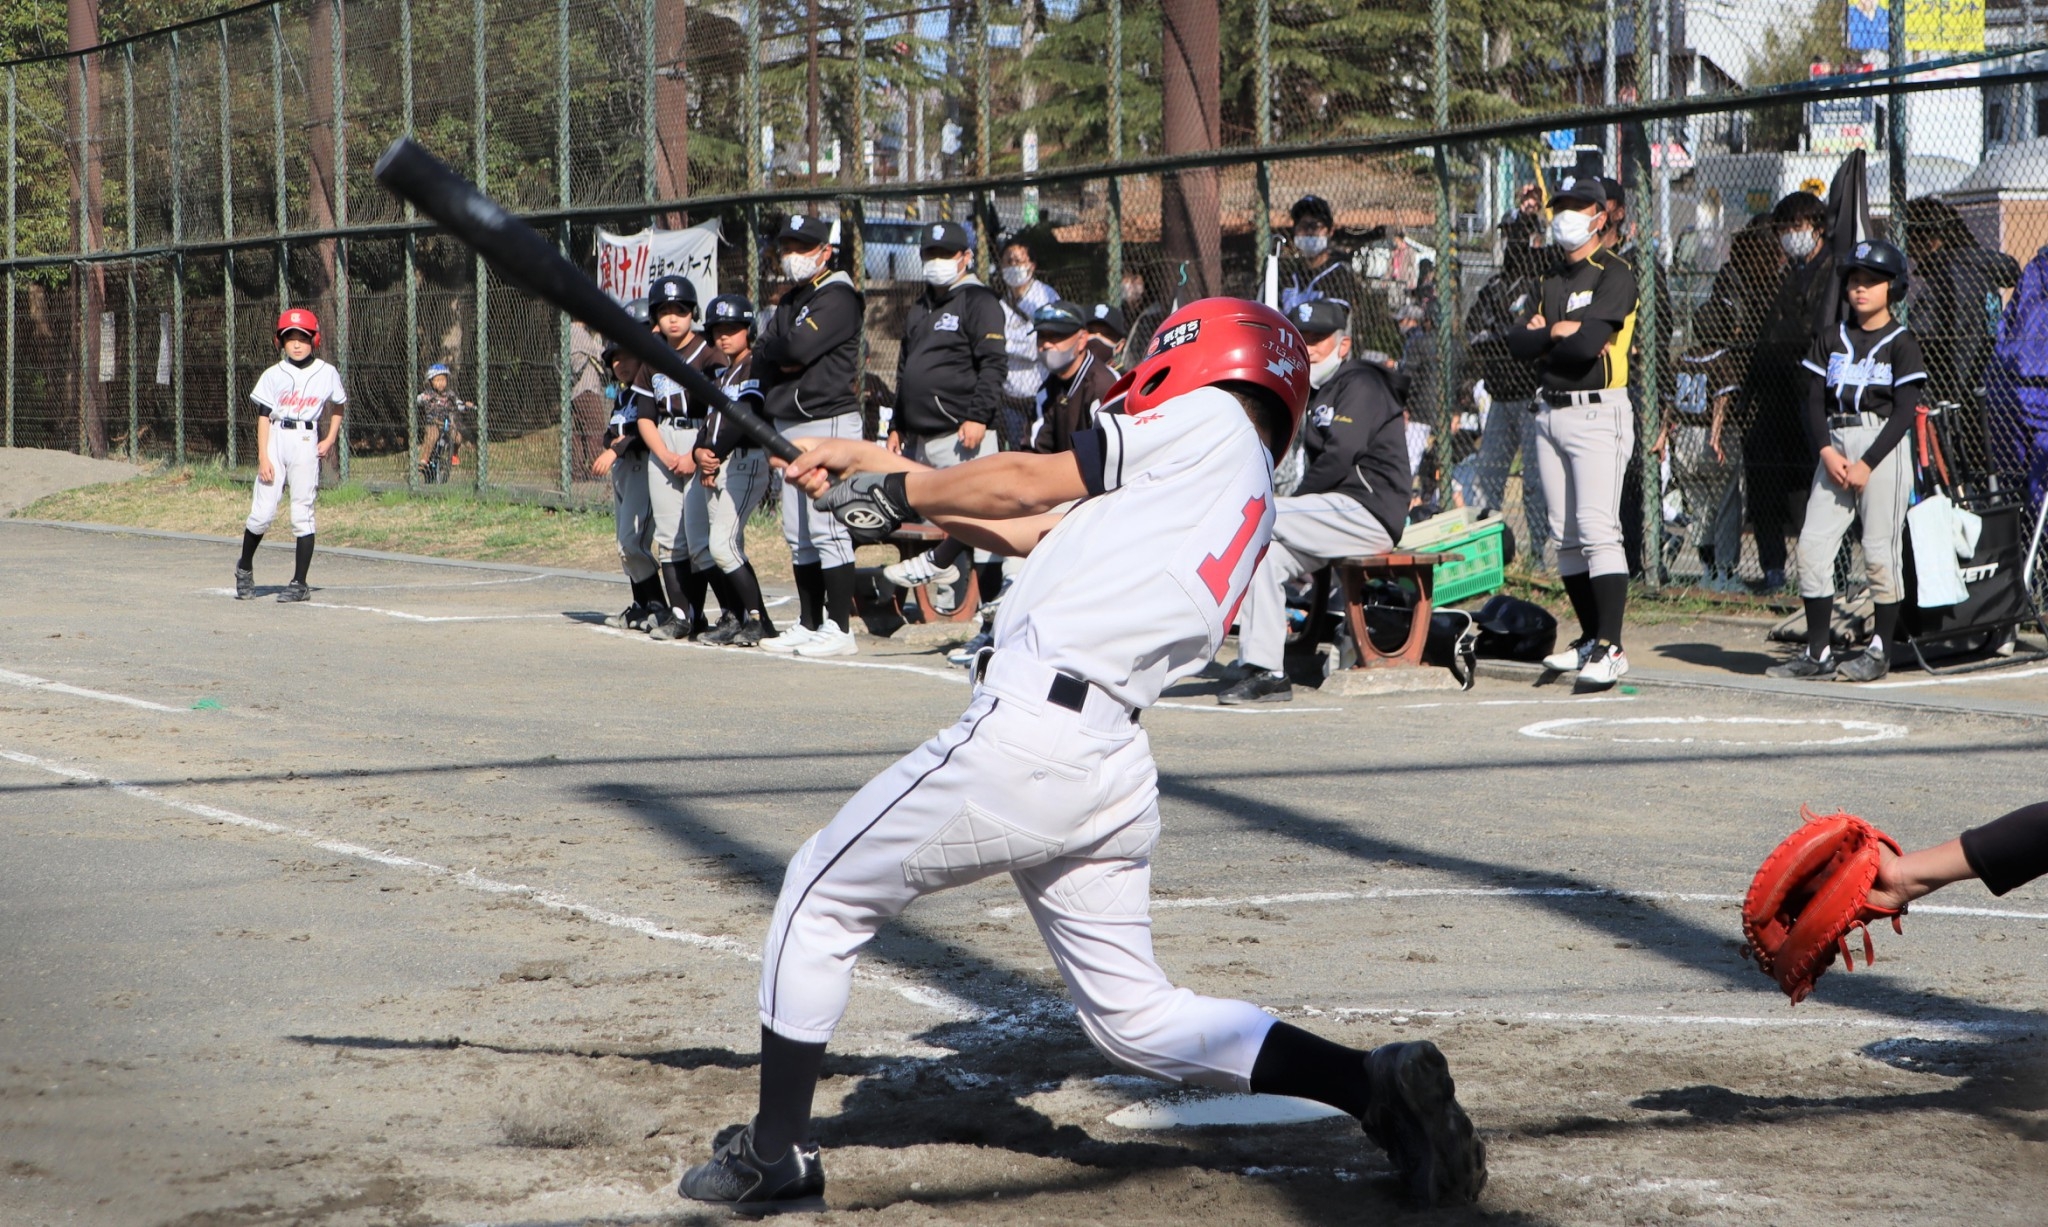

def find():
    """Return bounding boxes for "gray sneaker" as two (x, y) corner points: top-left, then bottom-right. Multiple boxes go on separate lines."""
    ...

(1219, 671), (1294, 705)
(234, 567), (254, 600)
(1836, 645), (1890, 683)
(604, 602), (646, 630)
(1362, 1041), (1486, 1207)
(1765, 651), (1835, 679)
(277, 581), (310, 604)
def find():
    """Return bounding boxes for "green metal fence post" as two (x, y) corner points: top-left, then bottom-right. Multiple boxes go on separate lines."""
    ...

(473, 0), (490, 490)
(330, 0), (349, 481)
(557, 0), (572, 498)
(974, 0), (992, 278)
(1104, 0), (1122, 305)
(745, 0), (762, 302)
(1253, 0), (1272, 293)
(1430, 0), (1457, 505)
(4, 66), (14, 450)
(402, 0), (419, 490)
(853, 0), (868, 188)
(271, 4), (287, 306)
(642, 0), (656, 207)
(124, 46), (137, 462)
(171, 29), (187, 463)
(220, 20), (237, 469)
(1634, 0), (1663, 588)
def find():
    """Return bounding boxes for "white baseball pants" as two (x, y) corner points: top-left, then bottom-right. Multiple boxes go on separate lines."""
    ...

(1533, 390), (1635, 579)
(245, 423), (320, 537)
(1235, 492), (1395, 673)
(777, 415), (860, 568)
(1795, 415), (1913, 604)
(685, 447), (770, 575)
(647, 420), (700, 565)
(758, 650), (1277, 1089)
(611, 450), (657, 584)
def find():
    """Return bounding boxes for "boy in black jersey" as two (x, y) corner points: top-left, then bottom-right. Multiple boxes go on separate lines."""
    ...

(1768, 239), (1923, 683)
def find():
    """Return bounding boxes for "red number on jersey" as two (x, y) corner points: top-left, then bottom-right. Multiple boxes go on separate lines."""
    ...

(1197, 495), (1268, 604)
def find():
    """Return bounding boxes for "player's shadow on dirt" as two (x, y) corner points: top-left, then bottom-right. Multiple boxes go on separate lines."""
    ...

(1651, 640), (1788, 674)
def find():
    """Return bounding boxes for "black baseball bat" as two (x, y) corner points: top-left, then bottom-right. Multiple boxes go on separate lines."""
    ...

(372, 136), (799, 464)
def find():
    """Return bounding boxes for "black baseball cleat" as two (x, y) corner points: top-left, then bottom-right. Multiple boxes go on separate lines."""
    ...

(1361, 1041), (1486, 1208)
(1218, 670), (1293, 705)
(604, 602), (646, 630)
(1765, 651), (1836, 680)
(699, 610), (743, 645)
(647, 611), (690, 641)
(632, 603), (670, 634)
(732, 611), (769, 648)
(234, 567), (255, 600)
(277, 581), (311, 604)
(1836, 645), (1890, 683)
(678, 1122), (826, 1212)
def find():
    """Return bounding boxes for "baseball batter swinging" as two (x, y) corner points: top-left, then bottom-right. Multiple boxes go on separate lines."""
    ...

(677, 299), (1486, 1212)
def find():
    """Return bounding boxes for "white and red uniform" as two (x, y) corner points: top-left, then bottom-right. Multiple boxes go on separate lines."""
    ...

(245, 358), (345, 538)
(759, 386), (1284, 1088)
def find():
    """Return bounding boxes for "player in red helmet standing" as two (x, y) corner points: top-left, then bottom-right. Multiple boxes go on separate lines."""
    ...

(234, 308), (346, 603)
(677, 298), (1486, 1213)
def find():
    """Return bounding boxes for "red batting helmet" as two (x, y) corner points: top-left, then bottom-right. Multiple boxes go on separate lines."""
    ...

(1103, 298), (1309, 459)
(275, 307), (321, 347)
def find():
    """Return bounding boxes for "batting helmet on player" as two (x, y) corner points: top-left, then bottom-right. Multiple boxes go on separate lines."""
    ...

(274, 307), (321, 347)
(1841, 238), (1909, 301)
(1104, 298), (1310, 460)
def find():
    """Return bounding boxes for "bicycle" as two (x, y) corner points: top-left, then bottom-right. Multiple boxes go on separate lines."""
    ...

(420, 401), (474, 485)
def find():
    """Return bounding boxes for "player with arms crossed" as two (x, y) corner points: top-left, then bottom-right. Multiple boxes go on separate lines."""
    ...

(234, 308), (345, 603)
(677, 299), (1486, 1212)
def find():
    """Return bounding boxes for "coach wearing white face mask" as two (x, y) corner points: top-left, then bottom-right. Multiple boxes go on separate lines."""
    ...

(883, 220), (1009, 600)
(753, 213), (868, 657)
(1221, 298), (1412, 705)
(996, 236), (1059, 449)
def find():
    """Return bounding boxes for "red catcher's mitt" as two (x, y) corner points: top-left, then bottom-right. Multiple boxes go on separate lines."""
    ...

(1740, 806), (1907, 1004)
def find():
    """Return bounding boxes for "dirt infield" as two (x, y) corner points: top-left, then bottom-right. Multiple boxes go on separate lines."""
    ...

(0, 447), (144, 515)
(3, 520), (2046, 1227)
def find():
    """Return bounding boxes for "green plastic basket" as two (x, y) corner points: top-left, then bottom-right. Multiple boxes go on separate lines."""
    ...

(1428, 519), (1507, 606)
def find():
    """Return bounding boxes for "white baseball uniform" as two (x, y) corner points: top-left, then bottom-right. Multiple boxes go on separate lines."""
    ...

(759, 386), (1283, 1090)
(245, 357), (346, 537)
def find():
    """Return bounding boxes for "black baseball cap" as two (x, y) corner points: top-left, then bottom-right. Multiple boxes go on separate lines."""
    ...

(1290, 194), (1335, 227)
(1033, 300), (1089, 338)
(918, 220), (974, 255)
(1549, 175), (1607, 209)
(1288, 298), (1350, 338)
(774, 214), (832, 247)
(1085, 302), (1128, 340)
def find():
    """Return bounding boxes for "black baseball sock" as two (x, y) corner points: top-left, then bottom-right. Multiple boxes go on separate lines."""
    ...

(931, 538), (967, 569)
(822, 564), (857, 634)
(660, 562), (691, 623)
(754, 1026), (829, 1158)
(237, 530), (263, 571)
(1590, 573), (1628, 646)
(631, 574), (664, 609)
(793, 562), (824, 630)
(1871, 601), (1900, 654)
(684, 568), (712, 630)
(1559, 571), (1598, 641)
(728, 563), (773, 631)
(1804, 595), (1834, 660)
(704, 567), (741, 621)
(292, 534), (315, 584)
(1248, 1022), (1374, 1120)
(976, 560), (1006, 606)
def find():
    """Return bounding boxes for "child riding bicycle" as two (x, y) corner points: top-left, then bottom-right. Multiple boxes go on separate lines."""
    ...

(417, 363), (474, 481)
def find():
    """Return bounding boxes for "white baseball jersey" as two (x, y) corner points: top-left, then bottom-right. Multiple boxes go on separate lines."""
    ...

(995, 386), (1275, 710)
(250, 358), (346, 423)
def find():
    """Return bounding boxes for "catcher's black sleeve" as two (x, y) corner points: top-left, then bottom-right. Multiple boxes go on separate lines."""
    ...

(1959, 801), (2048, 897)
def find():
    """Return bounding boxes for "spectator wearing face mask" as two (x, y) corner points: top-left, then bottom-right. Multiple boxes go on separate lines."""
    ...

(753, 213), (867, 658)
(1281, 194), (1400, 361)
(1082, 302), (1128, 372)
(882, 220), (1009, 605)
(1115, 268), (1170, 367)
(996, 236), (1059, 450)
(1030, 300), (1119, 455)
(1738, 190), (1834, 591)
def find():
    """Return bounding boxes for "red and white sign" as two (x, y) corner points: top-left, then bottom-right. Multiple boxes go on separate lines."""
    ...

(597, 220), (721, 308)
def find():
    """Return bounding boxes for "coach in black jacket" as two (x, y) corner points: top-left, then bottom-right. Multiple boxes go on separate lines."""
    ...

(754, 213), (867, 655)
(1221, 298), (1410, 705)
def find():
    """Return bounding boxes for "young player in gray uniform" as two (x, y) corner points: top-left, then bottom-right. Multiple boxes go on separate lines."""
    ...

(687, 294), (779, 647)
(882, 220), (1008, 602)
(1505, 175), (1641, 688)
(676, 299), (1484, 1214)
(1222, 298), (1412, 704)
(638, 276), (725, 641)
(1767, 240), (1923, 683)
(754, 215), (866, 658)
(594, 299), (664, 631)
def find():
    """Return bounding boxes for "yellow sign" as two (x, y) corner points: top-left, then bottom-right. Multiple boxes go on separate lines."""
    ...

(1905, 0), (1985, 53)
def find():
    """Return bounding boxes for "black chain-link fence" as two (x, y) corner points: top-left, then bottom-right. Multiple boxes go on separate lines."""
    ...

(7, 0), (2048, 609)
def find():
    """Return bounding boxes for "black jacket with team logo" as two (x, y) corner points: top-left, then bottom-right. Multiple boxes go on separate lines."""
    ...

(630, 335), (724, 422)
(1031, 348), (1120, 456)
(702, 352), (766, 459)
(755, 269), (864, 423)
(893, 275), (1008, 436)
(1300, 358), (1410, 542)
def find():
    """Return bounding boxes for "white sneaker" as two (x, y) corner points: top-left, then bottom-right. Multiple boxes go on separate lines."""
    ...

(884, 551), (941, 589)
(1542, 637), (1594, 672)
(1578, 644), (1629, 686)
(760, 624), (821, 654)
(795, 621), (859, 658)
(948, 629), (994, 667)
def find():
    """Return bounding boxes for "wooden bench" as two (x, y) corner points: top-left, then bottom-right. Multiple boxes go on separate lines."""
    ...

(1334, 552), (1464, 669)
(889, 523), (981, 624)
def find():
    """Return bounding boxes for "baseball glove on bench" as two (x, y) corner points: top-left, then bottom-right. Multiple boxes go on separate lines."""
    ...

(1740, 806), (1907, 1004)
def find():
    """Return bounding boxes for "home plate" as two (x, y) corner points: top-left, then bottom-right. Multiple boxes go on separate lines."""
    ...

(1107, 1093), (1351, 1129)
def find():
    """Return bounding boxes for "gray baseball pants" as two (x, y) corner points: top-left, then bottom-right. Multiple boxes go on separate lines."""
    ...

(777, 414), (860, 568)
(648, 419), (701, 565)
(1533, 389), (1635, 579)
(685, 447), (771, 575)
(1795, 414), (1913, 604)
(903, 427), (998, 563)
(1236, 492), (1396, 673)
(611, 450), (657, 583)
